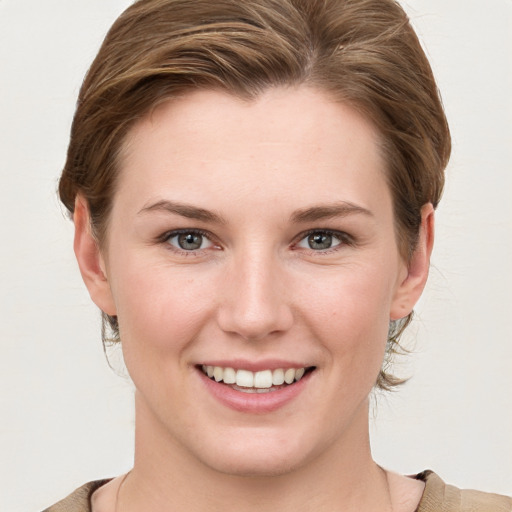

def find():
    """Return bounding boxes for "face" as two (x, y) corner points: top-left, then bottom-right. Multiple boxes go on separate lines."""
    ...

(77, 87), (429, 477)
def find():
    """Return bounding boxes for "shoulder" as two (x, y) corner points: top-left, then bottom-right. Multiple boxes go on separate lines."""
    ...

(416, 470), (512, 512)
(42, 480), (111, 512)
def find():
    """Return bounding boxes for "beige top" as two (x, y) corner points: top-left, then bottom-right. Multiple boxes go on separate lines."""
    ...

(43, 471), (512, 512)
(415, 471), (511, 512)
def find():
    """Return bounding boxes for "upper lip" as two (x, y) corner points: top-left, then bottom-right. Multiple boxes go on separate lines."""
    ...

(196, 359), (313, 372)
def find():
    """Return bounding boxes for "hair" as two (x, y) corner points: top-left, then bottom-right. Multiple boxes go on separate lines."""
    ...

(59, 0), (451, 390)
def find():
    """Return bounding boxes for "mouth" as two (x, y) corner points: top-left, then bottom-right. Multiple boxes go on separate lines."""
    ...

(199, 365), (315, 394)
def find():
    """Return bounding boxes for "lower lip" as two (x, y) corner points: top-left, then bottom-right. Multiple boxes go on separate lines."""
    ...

(198, 369), (312, 413)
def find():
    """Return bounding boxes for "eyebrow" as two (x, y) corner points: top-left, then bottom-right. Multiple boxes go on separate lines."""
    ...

(138, 200), (227, 224)
(290, 202), (373, 223)
(138, 199), (372, 225)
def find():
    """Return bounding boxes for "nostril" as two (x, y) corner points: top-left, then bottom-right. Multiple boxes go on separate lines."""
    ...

(216, 303), (294, 342)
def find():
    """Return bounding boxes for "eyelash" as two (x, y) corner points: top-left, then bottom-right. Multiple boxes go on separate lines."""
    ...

(157, 228), (354, 255)
(293, 229), (354, 254)
(158, 228), (217, 256)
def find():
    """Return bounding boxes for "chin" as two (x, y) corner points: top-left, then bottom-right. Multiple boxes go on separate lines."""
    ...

(183, 425), (317, 478)
(200, 448), (309, 478)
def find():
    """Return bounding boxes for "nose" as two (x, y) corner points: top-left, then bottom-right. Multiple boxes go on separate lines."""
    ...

(216, 250), (294, 341)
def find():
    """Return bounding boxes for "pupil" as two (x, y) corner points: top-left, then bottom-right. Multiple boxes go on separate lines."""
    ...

(309, 232), (332, 250)
(178, 233), (202, 250)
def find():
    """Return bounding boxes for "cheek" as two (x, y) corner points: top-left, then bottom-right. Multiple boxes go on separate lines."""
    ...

(111, 263), (218, 414)
(299, 265), (394, 365)
(110, 258), (214, 360)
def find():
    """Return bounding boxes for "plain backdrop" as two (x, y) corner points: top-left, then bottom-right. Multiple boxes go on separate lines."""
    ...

(1, 1), (511, 510)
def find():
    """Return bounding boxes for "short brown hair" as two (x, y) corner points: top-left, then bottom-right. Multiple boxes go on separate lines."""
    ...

(59, 0), (451, 390)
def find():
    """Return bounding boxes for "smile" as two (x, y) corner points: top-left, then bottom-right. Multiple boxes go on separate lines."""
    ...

(200, 365), (312, 393)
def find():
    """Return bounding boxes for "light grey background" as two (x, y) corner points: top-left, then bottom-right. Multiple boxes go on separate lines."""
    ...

(1, 1), (511, 510)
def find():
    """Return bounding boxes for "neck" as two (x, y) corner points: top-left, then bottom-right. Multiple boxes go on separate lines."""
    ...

(119, 393), (392, 512)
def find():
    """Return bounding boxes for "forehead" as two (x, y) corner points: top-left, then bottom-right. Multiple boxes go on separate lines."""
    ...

(116, 86), (389, 216)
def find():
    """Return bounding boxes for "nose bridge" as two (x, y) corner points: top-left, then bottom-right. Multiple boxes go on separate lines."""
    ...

(217, 243), (292, 340)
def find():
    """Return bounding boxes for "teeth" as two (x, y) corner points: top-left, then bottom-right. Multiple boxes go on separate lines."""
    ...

(223, 367), (236, 384)
(254, 370), (272, 388)
(201, 365), (308, 389)
(213, 366), (223, 382)
(272, 368), (285, 385)
(236, 369), (254, 387)
(284, 368), (296, 384)
(295, 368), (305, 380)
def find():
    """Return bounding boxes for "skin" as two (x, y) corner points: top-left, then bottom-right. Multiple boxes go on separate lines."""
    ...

(75, 87), (433, 511)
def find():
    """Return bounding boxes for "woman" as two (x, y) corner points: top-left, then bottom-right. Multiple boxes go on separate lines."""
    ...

(43, 0), (511, 511)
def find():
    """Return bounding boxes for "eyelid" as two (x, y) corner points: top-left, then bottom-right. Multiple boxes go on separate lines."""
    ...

(293, 228), (354, 252)
(158, 228), (219, 253)
(155, 227), (353, 255)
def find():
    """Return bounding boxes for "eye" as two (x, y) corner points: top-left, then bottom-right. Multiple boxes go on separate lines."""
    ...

(296, 230), (344, 251)
(166, 230), (214, 251)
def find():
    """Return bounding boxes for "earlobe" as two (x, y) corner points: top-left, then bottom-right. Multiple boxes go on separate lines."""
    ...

(390, 203), (435, 321)
(73, 196), (117, 316)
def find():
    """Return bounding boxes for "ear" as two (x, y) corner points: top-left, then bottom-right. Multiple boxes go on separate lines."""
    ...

(390, 203), (435, 321)
(73, 195), (117, 316)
